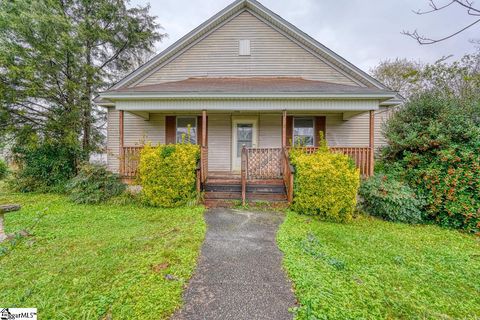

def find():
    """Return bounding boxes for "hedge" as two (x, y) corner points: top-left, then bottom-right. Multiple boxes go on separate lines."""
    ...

(67, 164), (125, 204)
(290, 146), (360, 222)
(138, 143), (200, 207)
(359, 173), (424, 223)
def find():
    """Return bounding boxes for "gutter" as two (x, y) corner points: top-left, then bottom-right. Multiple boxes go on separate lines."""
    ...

(99, 92), (397, 101)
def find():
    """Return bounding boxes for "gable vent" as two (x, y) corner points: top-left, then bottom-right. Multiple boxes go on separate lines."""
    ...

(238, 39), (251, 56)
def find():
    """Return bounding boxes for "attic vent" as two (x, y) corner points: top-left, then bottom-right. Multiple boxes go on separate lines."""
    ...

(239, 40), (251, 56)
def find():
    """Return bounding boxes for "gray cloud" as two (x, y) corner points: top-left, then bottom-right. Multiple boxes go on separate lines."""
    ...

(132, 0), (479, 72)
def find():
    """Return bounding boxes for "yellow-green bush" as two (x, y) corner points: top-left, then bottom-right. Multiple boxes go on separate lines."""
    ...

(290, 147), (360, 222)
(138, 143), (200, 207)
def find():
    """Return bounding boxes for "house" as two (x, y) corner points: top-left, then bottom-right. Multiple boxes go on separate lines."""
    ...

(97, 0), (399, 205)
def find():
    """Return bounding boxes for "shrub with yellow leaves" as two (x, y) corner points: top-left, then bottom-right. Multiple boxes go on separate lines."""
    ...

(138, 143), (200, 207)
(290, 140), (360, 222)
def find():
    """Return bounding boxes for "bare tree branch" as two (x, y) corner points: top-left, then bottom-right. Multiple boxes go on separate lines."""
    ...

(405, 0), (480, 44)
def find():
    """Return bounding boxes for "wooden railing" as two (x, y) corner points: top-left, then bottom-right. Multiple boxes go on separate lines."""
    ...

(122, 145), (372, 190)
(282, 148), (294, 203)
(122, 146), (143, 178)
(330, 147), (372, 176)
(287, 146), (373, 177)
(200, 146), (208, 184)
(121, 146), (210, 185)
(245, 147), (283, 180)
(241, 147), (247, 206)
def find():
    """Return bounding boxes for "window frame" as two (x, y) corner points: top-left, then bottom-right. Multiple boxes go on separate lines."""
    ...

(293, 117), (315, 147)
(176, 116), (198, 144)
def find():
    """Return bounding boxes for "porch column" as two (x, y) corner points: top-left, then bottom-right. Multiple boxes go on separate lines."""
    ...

(282, 110), (287, 148)
(119, 110), (124, 175)
(369, 110), (375, 176)
(202, 110), (207, 147)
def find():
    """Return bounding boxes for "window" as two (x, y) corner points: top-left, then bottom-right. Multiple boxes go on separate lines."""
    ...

(293, 117), (314, 146)
(239, 39), (251, 56)
(176, 117), (197, 144)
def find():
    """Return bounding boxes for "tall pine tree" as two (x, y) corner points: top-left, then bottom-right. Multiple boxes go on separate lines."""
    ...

(0, 0), (164, 158)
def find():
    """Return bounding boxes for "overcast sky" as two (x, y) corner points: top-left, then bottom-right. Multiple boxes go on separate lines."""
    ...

(131, 0), (479, 73)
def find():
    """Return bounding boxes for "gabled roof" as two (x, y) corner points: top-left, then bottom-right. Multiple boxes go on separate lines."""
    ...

(109, 0), (391, 91)
(107, 77), (394, 96)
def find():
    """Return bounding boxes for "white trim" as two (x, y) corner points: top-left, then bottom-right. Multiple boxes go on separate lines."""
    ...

(115, 99), (381, 112)
(176, 116), (198, 144)
(101, 92), (395, 100)
(231, 116), (258, 171)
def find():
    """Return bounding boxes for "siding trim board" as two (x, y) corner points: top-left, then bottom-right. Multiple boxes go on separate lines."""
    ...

(115, 99), (380, 112)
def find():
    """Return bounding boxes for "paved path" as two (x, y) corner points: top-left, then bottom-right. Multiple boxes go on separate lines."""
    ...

(173, 208), (296, 320)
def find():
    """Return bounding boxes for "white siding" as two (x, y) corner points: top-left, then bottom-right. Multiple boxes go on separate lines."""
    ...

(375, 107), (394, 148)
(136, 11), (359, 87)
(106, 108), (120, 172)
(124, 113), (165, 146)
(259, 114), (281, 148)
(207, 113), (232, 171)
(326, 113), (369, 146)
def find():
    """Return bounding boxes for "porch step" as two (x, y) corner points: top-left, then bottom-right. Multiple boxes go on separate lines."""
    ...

(204, 199), (290, 209)
(205, 184), (286, 193)
(204, 191), (287, 201)
(206, 178), (284, 185)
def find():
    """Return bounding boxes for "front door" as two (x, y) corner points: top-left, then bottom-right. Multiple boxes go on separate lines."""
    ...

(232, 117), (258, 171)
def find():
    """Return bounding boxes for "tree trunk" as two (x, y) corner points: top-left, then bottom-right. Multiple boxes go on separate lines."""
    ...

(82, 43), (93, 160)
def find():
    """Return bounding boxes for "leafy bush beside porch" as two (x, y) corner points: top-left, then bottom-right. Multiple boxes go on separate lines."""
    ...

(139, 144), (200, 208)
(290, 145), (360, 222)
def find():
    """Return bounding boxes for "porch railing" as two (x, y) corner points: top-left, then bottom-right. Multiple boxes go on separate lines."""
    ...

(245, 147), (283, 180)
(122, 145), (373, 202)
(120, 146), (209, 184)
(282, 148), (294, 203)
(122, 146), (143, 178)
(286, 146), (373, 177)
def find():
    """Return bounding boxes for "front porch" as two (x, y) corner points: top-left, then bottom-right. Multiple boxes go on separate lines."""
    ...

(116, 109), (376, 205)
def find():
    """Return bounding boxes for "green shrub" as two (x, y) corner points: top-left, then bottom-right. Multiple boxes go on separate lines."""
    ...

(67, 164), (126, 204)
(359, 174), (424, 223)
(138, 143), (200, 207)
(9, 142), (81, 192)
(0, 159), (8, 180)
(290, 146), (360, 222)
(382, 92), (480, 232)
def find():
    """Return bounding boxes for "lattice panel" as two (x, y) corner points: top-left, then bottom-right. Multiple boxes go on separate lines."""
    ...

(246, 148), (283, 180)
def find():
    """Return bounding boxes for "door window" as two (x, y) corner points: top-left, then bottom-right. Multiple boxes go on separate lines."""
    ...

(236, 123), (253, 156)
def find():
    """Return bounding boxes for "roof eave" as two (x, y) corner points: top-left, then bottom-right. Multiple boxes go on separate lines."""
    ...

(99, 92), (396, 101)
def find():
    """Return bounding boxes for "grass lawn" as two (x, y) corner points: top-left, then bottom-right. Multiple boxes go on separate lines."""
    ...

(277, 211), (480, 320)
(0, 185), (206, 319)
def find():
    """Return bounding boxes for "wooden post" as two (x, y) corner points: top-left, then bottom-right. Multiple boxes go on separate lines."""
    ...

(282, 110), (287, 148)
(241, 146), (247, 206)
(202, 110), (207, 147)
(119, 110), (125, 175)
(369, 110), (375, 176)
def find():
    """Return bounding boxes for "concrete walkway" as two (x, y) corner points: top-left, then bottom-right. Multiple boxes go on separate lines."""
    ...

(173, 208), (296, 320)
